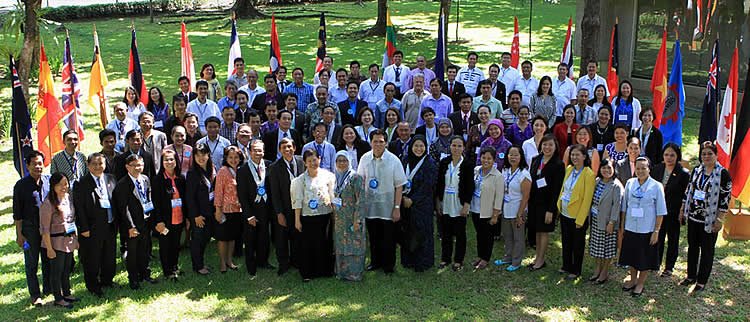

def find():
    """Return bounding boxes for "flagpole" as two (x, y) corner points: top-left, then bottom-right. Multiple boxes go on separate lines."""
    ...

(66, 28), (80, 148)
(14, 123), (25, 176)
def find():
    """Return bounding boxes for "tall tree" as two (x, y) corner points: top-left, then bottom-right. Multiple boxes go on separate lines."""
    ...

(233, 0), (265, 19)
(579, 0), (600, 77)
(18, 0), (41, 103)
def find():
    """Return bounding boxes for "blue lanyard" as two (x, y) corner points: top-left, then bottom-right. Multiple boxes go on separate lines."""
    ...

(448, 157), (463, 185)
(505, 168), (520, 190)
(135, 179), (147, 201)
(476, 167), (490, 186)
(65, 153), (78, 178)
(594, 181), (606, 201)
(567, 167), (582, 190)
(700, 170), (713, 189)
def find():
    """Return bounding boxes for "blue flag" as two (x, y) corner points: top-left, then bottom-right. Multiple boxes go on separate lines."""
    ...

(699, 39), (719, 145)
(10, 55), (34, 177)
(434, 12), (446, 82)
(660, 40), (685, 146)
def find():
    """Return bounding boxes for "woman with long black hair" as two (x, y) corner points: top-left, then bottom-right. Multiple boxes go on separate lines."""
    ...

(185, 143), (215, 275)
(152, 150), (186, 281)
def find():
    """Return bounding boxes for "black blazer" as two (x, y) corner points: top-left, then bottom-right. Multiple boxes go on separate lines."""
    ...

(447, 111), (480, 137)
(268, 156), (305, 217)
(528, 155), (565, 217)
(251, 91), (284, 121)
(73, 173), (117, 241)
(388, 138), (412, 160)
(327, 124), (343, 146)
(338, 99), (368, 126)
(235, 106), (257, 125)
(112, 174), (152, 236)
(184, 167), (214, 222)
(475, 79), (508, 109)
(114, 149), (155, 181)
(102, 151), (120, 174)
(441, 80), (466, 109)
(237, 159), (273, 220)
(632, 126), (664, 165)
(262, 128), (304, 161)
(436, 157), (475, 205)
(175, 91), (197, 103)
(335, 141), (371, 164)
(151, 172), (186, 226)
(650, 163), (690, 217)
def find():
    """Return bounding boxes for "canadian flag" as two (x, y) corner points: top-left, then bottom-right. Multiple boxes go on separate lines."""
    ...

(717, 47), (737, 168)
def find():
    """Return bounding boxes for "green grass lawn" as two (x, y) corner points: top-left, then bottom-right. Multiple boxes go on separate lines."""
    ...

(0, 0), (748, 320)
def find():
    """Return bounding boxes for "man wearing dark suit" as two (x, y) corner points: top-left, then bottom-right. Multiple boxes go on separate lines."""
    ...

(268, 137), (305, 275)
(387, 121), (412, 161)
(112, 154), (157, 290)
(237, 140), (274, 276)
(251, 74), (284, 121)
(234, 91), (255, 125)
(175, 76), (197, 103)
(262, 110), (303, 161)
(139, 112), (168, 173)
(73, 153), (118, 297)
(448, 94), (480, 138)
(442, 65), (467, 110)
(114, 130), (155, 181)
(99, 129), (120, 175)
(337, 81), (368, 126)
(475, 63), (508, 109)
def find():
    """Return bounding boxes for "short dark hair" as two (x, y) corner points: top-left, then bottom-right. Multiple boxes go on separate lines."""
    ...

(501, 52), (512, 58)
(278, 109), (293, 120)
(557, 63), (569, 70)
(87, 152), (105, 164)
(63, 129), (78, 140)
(457, 93), (472, 103)
(264, 74), (276, 82)
(25, 150), (45, 165)
(233, 57), (245, 65)
(235, 91), (249, 100)
(568, 144), (592, 168)
(508, 90), (523, 100)
(368, 63), (379, 71)
(172, 94), (188, 106)
(370, 128), (387, 142)
(446, 65), (459, 72)
(393, 50), (404, 57)
(283, 92), (297, 101)
(178, 76), (190, 84)
(278, 65), (287, 73)
(347, 80), (359, 89)
(350, 60), (360, 68)
(205, 116), (222, 126)
(99, 129), (116, 143)
(335, 68), (347, 76)
(662, 142), (683, 163)
(125, 153), (142, 165)
(125, 129), (140, 141)
(420, 107), (435, 119)
(467, 52), (478, 59)
(587, 59), (598, 66)
(521, 60), (533, 68)
(302, 148), (319, 162)
(200, 64), (216, 79)
(292, 67), (304, 75)
(639, 107), (655, 120)
(480, 146), (497, 159)
(503, 145), (528, 170)
(195, 80), (209, 89)
(489, 63), (500, 72)
(221, 146), (245, 167)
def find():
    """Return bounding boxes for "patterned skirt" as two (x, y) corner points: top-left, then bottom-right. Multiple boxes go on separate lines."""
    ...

(335, 254), (365, 281)
(588, 214), (617, 259)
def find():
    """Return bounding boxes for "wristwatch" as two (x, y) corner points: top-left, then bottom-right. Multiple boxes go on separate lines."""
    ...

(394, 205), (400, 209)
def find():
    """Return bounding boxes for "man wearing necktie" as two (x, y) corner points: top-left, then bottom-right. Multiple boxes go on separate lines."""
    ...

(388, 122), (413, 160)
(268, 138), (305, 275)
(302, 123), (336, 172)
(73, 153), (118, 297)
(105, 103), (139, 153)
(383, 51), (410, 100)
(237, 140), (275, 276)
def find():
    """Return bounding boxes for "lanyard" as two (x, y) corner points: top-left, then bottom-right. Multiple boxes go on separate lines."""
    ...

(505, 168), (520, 191)
(135, 179), (147, 201)
(361, 126), (371, 142)
(448, 157), (463, 185)
(164, 172), (180, 197)
(336, 170), (351, 195)
(207, 138), (220, 155)
(197, 101), (208, 119)
(476, 167), (490, 186)
(250, 161), (265, 187)
(369, 81), (381, 93)
(406, 156), (426, 181)
(700, 170), (713, 189)
(65, 153), (78, 180)
(173, 145), (184, 170)
(567, 167), (582, 191)
(594, 181), (606, 201)
(426, 126), (436, 143)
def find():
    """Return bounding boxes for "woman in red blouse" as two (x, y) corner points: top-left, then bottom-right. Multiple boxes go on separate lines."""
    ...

(553, 104), (579, 156)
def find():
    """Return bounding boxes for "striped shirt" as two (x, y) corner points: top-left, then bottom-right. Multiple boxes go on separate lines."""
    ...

(457, 66), (486, 98)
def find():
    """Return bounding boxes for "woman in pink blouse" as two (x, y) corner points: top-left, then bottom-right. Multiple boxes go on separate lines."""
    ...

(213, 146), (244, 273)
(40, 173), (79, 308)
(163, 125), (193, 175)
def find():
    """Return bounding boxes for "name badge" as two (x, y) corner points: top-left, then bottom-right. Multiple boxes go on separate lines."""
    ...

(591, 206), (599, 216)
(561, 191), (571, 203)
(171, 198), (182, 208)
(99, 199), (111, 209)
(257, 186), (266, 196)
(405, 180), (412, 189)
(631, 207), (644, 218)
(332, 197), (342, 208)
(154, 120), (164, 128)
(185, 151), (191, 158)
(475, 147), (481, 155)
(160, 227), (170, 235)
(309, 199), (319, 210)
(693, 190), (706, 201)
(209, 192), (214, 201)
(503, 191), (510, 203)
(618, 114), (628, 121)
(536, 178), (547, 188)
(498, 152), (505, 159)
(369, 178), (379, 190)
(597, 144), (603, 151)
(64, 221), (77, 234)
(445, 185), (456, 194)
(440, 153), (450, 160)
(142, 201), (154, 213)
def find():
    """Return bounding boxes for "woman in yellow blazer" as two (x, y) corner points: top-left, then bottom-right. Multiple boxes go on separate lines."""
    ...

(556, 144), (596, 280)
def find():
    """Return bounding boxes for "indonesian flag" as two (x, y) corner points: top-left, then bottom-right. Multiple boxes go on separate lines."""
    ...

(650, 28), (668, 127)
(128, 26), (148, 105)
(717, 47), (738, 169)
(61, 32), (84, 141)
(269, 15), (282, 73)
(560, 17), (574, 79)
(181, 21), (195, 91)
(36, 42), (65, 167)
(227, 18), (242, 78)
(511, 16), (520, 69)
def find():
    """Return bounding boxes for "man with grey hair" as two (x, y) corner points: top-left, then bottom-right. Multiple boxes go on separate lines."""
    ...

(402, 73), (430, 132)
(238, 70), (266, 103)
(138, 111), (167, 172)
(304, 85), (341, 142)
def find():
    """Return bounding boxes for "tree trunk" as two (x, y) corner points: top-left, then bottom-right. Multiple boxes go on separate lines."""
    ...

(440, 0), (451, 40)
(18, 0), (41, 104)
(149, 0), (154, 23)
(579, 0), (600, 78)
(371, 0), (387, 36)
(233, 0), (265, 19)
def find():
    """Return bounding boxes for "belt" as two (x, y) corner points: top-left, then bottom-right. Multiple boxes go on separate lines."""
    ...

(49, 232), (74, 238)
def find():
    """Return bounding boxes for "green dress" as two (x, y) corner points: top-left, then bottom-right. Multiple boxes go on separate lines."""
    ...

(334, 173), (366, 281)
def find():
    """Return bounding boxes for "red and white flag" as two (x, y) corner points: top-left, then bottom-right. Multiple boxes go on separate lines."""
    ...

(227, 18), (242, 78)
(717, 47), (738, 168)
(560, 17), (574, 79)
(269, 15), (282, 73)
(511, 16), (520, 69)
(181, 21), (195, 91)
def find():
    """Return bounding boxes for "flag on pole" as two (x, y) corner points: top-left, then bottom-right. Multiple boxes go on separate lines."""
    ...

(315, 13), (327, 74)
(10, 55), (34, 177)
(693, 0), (703, 41)
(381, 9), (397, 70)
(227, 17), (242, 78)
(434, 9), (446, 82)
(36, 42), (65, 167)
(61, 32), (83, 141)
(181, 21), (195, 90)
(129, 25), (148, 105)
(269, 15), (282, 73)
(717, 47), (738, 169)
(510, 16), (520, 69)
(650, 28), (668, 127)
(89, 25), (109, 128)
(606, 22), (619, 100)
(560, 17), (574, 79)
(660, 40), (685, 145)
(729, 58), (750, 204)
(699, 39), (719, 145)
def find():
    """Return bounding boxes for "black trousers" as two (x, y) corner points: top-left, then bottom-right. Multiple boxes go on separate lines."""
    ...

(190, 218), (213, 272)
(526, 216), (537, 248)
(560, 215), (588, 276)
(472, 213), (494, 262)
(657, 214), (681, 271)
(158, 223), (184, 276)
(126, 232), (150, 282)
(79, 229), (117, 293)
(22, 232), (50, 299)
(367, 218), (396, 272)
(275, 212), (300, 270)
(244, 206), (270, 275)
(49, 250), (73, 302)
(687, 220), (718, 285)
(300, 214), (333, 279)
(441, 215), (467, 264)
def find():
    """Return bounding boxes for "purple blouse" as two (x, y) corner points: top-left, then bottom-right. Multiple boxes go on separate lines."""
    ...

(477, 137), (513, 170)
(505, 123), (533, 146)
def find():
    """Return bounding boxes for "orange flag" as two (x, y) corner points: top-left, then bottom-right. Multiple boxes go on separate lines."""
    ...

(650, 28), (668, 127)
(36, 42), (65, 166)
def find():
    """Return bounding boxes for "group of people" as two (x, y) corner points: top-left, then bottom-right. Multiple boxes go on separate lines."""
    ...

(14, 50), (732, 309)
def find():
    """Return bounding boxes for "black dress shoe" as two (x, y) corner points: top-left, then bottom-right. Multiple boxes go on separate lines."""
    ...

(260, 263), (276, 270)
(680, 278), (697, 286)
(692, 285), (705, 293)
(129, 281), (140, 290)
(53, 301), (74, 309)
(64, 296), (81, 302)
